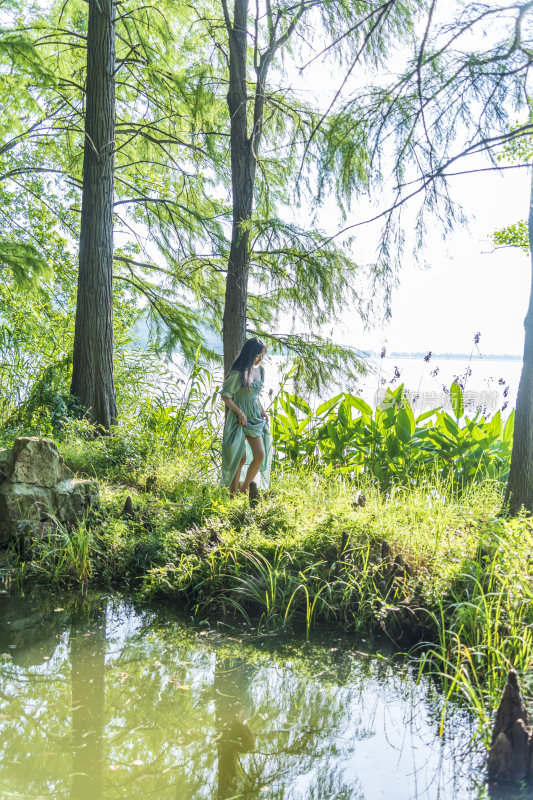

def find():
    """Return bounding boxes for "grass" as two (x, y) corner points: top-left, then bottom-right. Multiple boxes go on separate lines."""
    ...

(2, 424), (533, 740)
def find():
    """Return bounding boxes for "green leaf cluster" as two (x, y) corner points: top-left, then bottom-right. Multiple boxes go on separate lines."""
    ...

(272, 381), (513, 491)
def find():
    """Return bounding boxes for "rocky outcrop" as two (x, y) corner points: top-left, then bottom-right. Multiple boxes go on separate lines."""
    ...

(488, 670), (533, 783)
(0, 437), (99, 545)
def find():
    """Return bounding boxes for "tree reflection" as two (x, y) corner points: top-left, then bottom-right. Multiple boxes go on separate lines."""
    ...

(214, 655), (256, 799)
(0, 598), (488, 800)
(70, 600), (106, 800)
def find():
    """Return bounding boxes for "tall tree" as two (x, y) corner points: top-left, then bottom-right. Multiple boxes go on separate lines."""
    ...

(221, 0), (307, 373)
(505, 168), (533, 513)
(217, 0), (421, 374)
(70, 0), (117, 429)
(493, 132), (533, 513)
(8, 0), (415, 396)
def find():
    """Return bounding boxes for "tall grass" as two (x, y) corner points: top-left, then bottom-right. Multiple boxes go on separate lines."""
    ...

(26, 516), (102, 595)
(1, 356), (529, 735)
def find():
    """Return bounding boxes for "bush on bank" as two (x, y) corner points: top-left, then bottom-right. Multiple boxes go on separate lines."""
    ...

(0, 366), (529, 735)
(1, 419), (532, 736)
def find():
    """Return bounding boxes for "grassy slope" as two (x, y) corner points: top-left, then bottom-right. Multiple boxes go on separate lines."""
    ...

(2, 428), (533, 733)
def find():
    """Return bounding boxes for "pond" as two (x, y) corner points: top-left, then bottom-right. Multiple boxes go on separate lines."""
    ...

(0, 593), (518, 800)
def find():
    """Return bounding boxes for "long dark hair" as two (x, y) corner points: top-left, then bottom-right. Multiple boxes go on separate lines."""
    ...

(230, 338), (266, 387)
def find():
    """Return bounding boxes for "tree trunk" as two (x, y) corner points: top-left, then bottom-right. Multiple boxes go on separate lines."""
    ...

(222, 0), (256, 375)
(505, 168), (533, 514)
(70, 0), (117, 429)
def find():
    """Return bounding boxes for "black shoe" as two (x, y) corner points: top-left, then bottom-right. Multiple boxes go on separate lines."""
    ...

(249, 481), (260, 508)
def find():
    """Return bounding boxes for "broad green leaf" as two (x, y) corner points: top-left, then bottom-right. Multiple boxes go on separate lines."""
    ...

(450, 382), (464, 420)
(395, 407), (414, 443)
(504, 409), (515, 442)
(316, 394), (343, 416)
(386, 433), (402, 458)
(297, 414), (314, 434)
(469, 425), (485, 442)
(326, 421), (342, 455)
(415, 407), (440, 424)
(485, 410), (502, 437)
(279, 392), (298, 424)
(343, 393), (373, 416)
(338, 400), (350, 426)
(439, 412), (460, 438)
(286, 392), (312, 415)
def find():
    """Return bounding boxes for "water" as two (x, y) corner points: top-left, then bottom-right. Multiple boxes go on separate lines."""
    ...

(363, 356), (523, 416)
(0, 593), (519, 800)
(260, 354), (523, 418)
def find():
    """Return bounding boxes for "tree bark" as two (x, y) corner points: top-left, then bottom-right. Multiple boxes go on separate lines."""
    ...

(505, 167), (533, 514)
(70, 0), (117, 429)
(222, 0), (255, 375)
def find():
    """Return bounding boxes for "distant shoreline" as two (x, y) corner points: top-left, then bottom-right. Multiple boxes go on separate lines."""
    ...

(363, 352), (523, 361)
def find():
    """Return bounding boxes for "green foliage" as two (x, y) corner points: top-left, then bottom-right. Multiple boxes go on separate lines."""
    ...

(417, 516), (533, 734)
(492, 124), (533, 254)
(0, 249), (143, 431)
(0, 0), (428, 388)
(493, 219), (529, 253)
(318, 2), (533, 287)
(272, 382), (513, 491)
(256, 335), (368, 395)
(3, 385), (532, 732)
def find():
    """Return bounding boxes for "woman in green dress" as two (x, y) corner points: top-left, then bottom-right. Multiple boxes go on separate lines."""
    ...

(220, 338), (272, 497)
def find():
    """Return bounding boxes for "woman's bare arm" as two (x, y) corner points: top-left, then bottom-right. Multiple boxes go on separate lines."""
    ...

(221, 395), (247, 425)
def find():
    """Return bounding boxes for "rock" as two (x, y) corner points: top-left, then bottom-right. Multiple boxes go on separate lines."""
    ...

(10, 437), (72, 487)
(511, 719), (530, 780)
(0, 484), (56, 542)
(339, 530), (349, 555)
(145, 475), (157, 493)
(55, 479), (100, 523)
(352, 493), (366, 509)
(249, 481), (260, 508)
(0, 449), (12, 481)
(488, 670), (532, 782)
(0, 437), (99, 546)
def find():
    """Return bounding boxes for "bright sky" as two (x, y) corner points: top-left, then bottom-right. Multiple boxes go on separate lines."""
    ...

(289, 2), (532, 359)
(336, 163), (531, 357)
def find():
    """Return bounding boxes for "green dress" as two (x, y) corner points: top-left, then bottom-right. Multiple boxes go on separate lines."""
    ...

(220, 366), (272, 489)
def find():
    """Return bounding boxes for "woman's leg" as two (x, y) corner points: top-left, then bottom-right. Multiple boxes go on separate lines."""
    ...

(239, 435), (265, 493)
(229, 450), (247, 496)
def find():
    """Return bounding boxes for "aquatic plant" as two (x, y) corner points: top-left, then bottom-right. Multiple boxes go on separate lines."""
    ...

(272, 381), (514, 492)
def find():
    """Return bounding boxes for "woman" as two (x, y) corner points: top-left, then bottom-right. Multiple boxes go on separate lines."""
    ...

(220, 338), (272, 498)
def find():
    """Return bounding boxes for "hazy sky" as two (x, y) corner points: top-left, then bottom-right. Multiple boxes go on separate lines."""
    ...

(289, 3), (532, 359)
(338, 163), (531, 356)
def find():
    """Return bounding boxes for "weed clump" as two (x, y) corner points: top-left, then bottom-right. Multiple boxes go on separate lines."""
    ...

(0, 378), (529, 735)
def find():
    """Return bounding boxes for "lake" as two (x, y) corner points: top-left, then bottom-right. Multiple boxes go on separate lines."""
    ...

(0, 592), (518, 800)
(259, 354), (523, 418)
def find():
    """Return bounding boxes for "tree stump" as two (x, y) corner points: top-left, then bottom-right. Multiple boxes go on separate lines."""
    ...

(488, 669), (532, 782)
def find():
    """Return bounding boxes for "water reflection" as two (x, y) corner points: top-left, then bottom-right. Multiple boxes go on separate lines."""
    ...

(0, 594), (510, 799)
(70, 600), (106, 800)
(214, 657), (256, 799)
